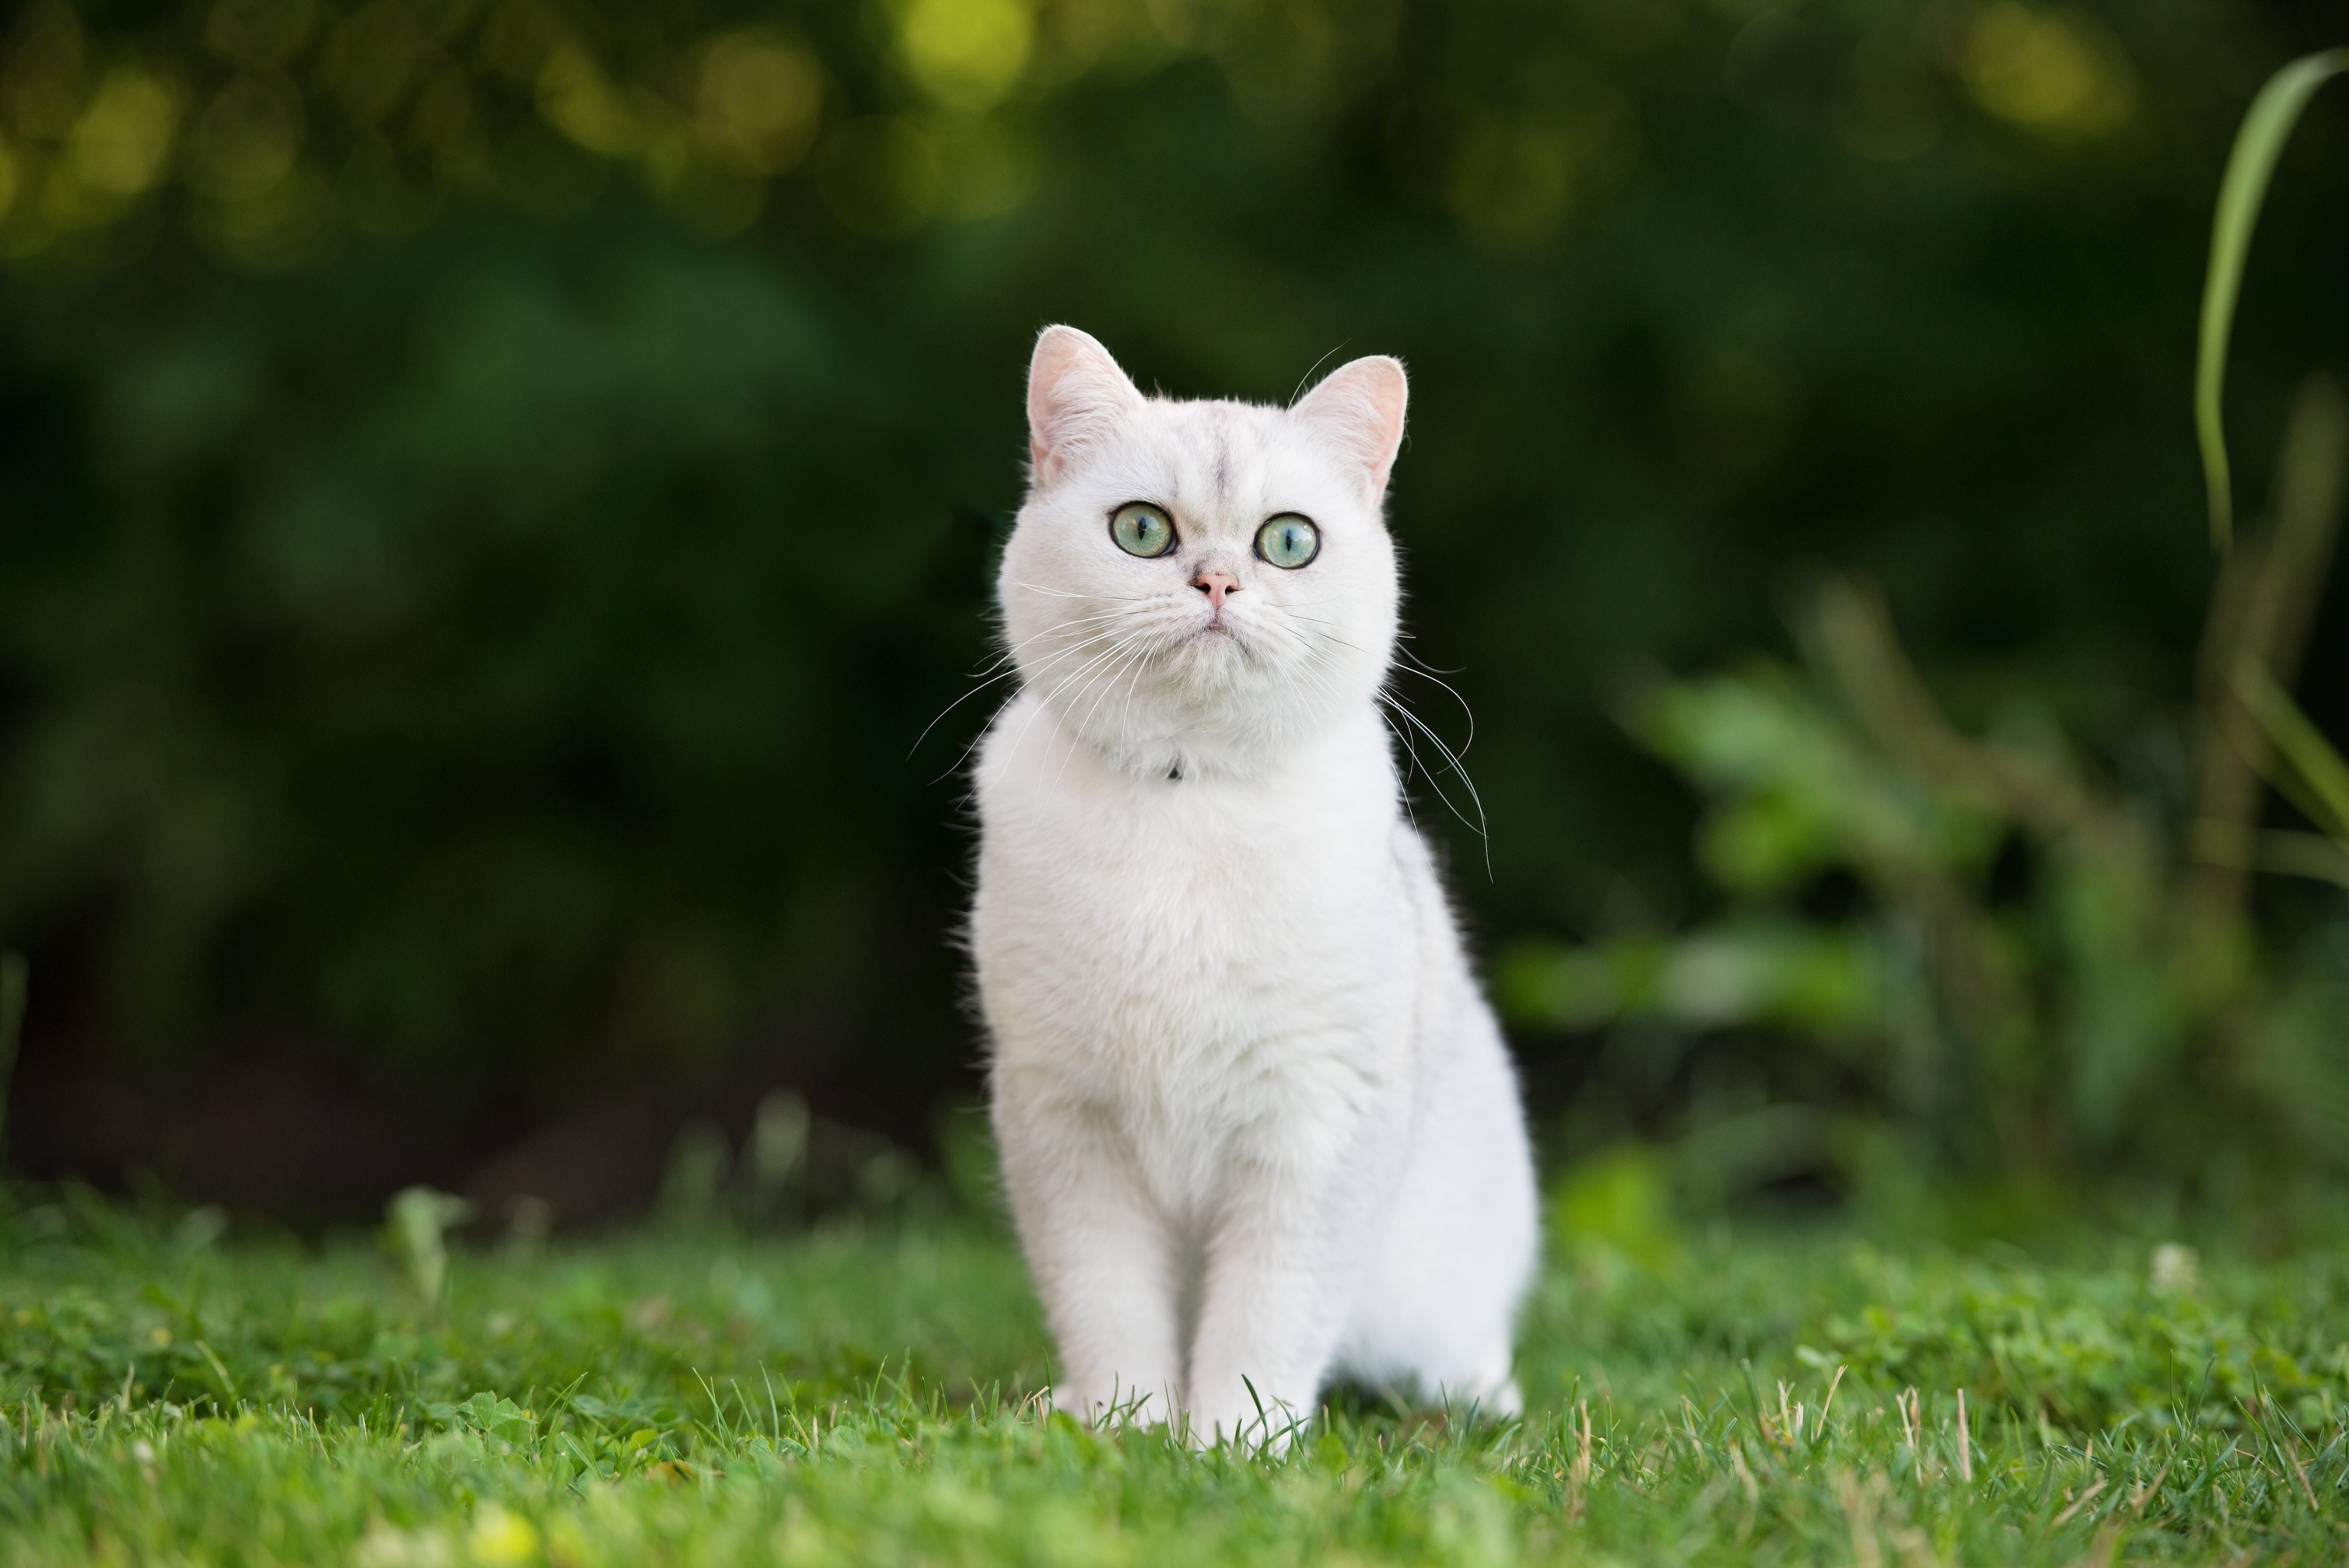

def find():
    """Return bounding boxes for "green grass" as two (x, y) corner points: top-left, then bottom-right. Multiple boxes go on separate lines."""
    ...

(5, 1197), (2349, 1564)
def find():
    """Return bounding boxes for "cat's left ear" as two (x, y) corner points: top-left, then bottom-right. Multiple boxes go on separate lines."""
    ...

(1293, 355), (1409, 501)
(1028, 325), (1146, 487)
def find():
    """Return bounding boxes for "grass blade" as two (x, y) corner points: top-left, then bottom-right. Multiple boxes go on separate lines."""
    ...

(2255, 829), (2349, 888)
(2195, 48), (2348, 550)
(2232, 663), (2349, 842)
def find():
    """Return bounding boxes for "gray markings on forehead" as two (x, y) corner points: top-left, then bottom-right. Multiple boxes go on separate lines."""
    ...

(1208, 404), (1257, 516)
(1162, 403), (1263, 525)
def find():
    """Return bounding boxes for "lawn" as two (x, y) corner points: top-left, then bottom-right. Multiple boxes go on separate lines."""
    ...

(3, 1192), (2347, 1565)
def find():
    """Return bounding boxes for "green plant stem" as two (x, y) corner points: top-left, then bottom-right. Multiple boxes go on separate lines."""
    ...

(2195, 48), (2348, 550)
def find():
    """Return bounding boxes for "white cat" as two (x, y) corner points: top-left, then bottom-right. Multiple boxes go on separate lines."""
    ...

(970, 326), (1538, 1447)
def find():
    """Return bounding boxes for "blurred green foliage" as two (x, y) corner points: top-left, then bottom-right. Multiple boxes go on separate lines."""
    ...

(1502, 46), (2349, 1210)
(1501, 569), (2349, 1199)
(0, 0), (2343, 1207)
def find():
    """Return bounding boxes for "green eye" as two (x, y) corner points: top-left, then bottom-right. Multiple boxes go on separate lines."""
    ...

(1110, 502), (1175, 558)
(1255, 513), (1320, 569)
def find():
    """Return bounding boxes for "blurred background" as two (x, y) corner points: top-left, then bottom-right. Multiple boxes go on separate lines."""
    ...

(0, 0), (2344, 1234)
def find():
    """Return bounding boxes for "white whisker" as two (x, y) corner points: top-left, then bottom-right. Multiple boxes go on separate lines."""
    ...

(1052, 637), (1157, 795)
(929, 627), (1149, 783)
(1378, 691), (1490, 877)
(1010, 581), (1151, 603)
(997, 625), (1162, 781)
(910, 616), (1136, 759)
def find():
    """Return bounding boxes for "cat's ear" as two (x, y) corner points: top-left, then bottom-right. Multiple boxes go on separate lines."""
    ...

(1027, 325), (1144, 486)
(1293, 355), (1409, 501)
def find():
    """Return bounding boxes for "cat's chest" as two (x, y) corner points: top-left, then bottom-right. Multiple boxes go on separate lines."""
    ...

(974, 700), (1416, 1069)
(1040, 774), (1378, 957)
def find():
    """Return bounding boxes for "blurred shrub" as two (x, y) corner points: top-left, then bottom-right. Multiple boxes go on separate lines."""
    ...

(1503, 540), (2349, 1197)
(1498, 49), (2349, 1210)
(0, 0), (2342, 1204)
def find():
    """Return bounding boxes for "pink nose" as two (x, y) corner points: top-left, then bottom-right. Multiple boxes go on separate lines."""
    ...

(1192, 569), (1240, 608)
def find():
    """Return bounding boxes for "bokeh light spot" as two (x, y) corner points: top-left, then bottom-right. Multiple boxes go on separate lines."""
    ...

(187, 76), (304, 202)
(898, 0), (1033, 112)
(68, 68), (182, 200)
(697, 30), (823, 175)
(537, 44), (638, 157)
(1960, 2), (2134, 140)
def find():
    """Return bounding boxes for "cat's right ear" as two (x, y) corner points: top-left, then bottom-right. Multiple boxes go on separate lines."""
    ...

(1294, 355), (1408, 502)
(1027, 326), (1144, 487)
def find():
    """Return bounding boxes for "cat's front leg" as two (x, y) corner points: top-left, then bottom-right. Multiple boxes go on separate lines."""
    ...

(1183, 1132), (1393, 1451)
(993, 1090), (1185, 1427)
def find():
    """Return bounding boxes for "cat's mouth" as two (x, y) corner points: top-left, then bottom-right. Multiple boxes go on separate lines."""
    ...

(1150, 602), (1257, 660)
(1184, 616), (1248, 653)
(1190, 599), (1248, 639)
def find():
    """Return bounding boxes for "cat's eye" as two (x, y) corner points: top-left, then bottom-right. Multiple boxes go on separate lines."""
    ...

(1110, 502), (1176, 558)
(1255, 513), (1320, 569)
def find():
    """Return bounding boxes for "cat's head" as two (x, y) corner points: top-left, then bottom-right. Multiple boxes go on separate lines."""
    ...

(997, 326), (1406, 778)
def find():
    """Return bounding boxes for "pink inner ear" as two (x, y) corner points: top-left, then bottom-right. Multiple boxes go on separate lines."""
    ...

(1294, 356), (1409, 498)
(1027, 326), (1142, 484)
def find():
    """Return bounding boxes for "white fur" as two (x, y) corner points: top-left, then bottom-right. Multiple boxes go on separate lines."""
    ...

(970, 327), (1538, 1447)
